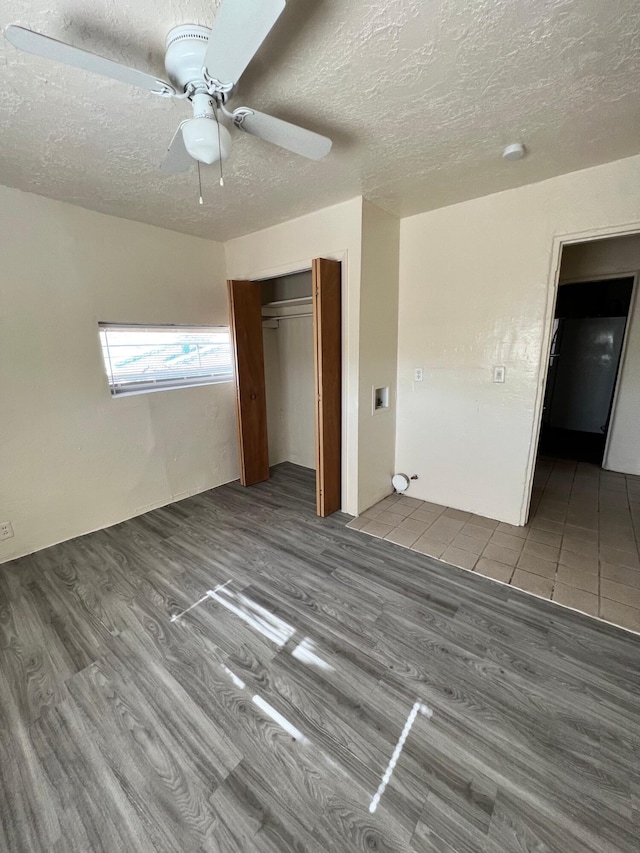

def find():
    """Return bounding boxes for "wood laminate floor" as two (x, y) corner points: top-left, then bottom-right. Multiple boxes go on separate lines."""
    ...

(1, 463), (639, 852)
(351, 457), (640, 632)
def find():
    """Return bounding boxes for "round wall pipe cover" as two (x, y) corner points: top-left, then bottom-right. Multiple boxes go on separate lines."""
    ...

(392, 473), (410, 492)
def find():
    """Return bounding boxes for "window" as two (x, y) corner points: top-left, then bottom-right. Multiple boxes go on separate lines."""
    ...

(99, 323), (233, 396)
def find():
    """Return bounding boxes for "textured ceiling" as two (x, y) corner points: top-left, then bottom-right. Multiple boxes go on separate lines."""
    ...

(1, 0), (640, 241)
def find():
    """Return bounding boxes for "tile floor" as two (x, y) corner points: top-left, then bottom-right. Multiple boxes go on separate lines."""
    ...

(348, 457), (640, 634)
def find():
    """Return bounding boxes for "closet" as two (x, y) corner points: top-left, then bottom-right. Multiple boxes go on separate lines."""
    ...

(227, 258), (341, 516)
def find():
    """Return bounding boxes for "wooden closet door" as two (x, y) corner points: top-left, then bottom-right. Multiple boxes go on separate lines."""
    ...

(227, 280), (270, 486)
(313, 258), (342, 516)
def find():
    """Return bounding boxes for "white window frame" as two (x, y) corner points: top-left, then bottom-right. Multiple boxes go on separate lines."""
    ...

(98, 322), (233, 397)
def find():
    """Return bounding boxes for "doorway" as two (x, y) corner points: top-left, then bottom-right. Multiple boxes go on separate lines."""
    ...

(518, 234), (640, 628)
(227, 258), (342, 517)
(529, 230), (640, 481)
(539, 276), (633, 465)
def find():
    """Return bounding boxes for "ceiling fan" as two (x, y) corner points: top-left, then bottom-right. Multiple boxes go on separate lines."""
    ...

(4, 0), (332, 178)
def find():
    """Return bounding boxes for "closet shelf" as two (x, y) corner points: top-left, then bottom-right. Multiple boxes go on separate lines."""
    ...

(262, 296), (313, 318)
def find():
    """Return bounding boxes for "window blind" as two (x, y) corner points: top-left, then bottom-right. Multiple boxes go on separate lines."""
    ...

(99, 323), (233, 396)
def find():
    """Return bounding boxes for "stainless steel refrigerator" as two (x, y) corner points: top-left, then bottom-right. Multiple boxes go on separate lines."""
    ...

(543, 316), (626, 434)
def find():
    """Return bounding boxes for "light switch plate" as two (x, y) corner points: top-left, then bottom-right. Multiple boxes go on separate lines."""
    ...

(493, 366), (506, 383)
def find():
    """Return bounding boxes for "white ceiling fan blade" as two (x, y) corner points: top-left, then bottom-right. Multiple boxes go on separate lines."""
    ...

(204, 0), (286, 87)
(160, 124), (194, 174)
(4, 25), (176, 96)
(233, 108), (332, 160)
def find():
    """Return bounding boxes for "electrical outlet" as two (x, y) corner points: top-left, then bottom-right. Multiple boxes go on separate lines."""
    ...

(0, 521), (14, 541)
(414, 368), (423, 382)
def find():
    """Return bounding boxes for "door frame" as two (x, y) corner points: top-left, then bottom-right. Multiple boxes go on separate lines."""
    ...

(522, 224), (640, 525)
(230, 253), (349, 513)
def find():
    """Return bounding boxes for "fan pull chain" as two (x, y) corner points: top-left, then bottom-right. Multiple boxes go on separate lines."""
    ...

(197, 161), (204, 205)
(213, 103), (225, 187)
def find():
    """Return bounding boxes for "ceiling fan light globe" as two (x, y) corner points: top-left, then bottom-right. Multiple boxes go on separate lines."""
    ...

(217, 123), (232, 162)
(182, 117), (232, 165)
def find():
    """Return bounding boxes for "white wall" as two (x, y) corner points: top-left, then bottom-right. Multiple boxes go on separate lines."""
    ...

(264, 317), (316, 469)
(225, 197), (401, 514)
(559, 234), (640, 475)
(263, 326), (286, 466)
(280, 317), (316, 468)
(358, 201), (400, 510)
(396, 154), (640, 524)
(0, 185), (236, 562)
(225, 198), (363, 515)
(609, 294), (640, 475)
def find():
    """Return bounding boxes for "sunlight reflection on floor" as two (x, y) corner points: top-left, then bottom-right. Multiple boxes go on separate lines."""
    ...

(171, 582), (433, 814)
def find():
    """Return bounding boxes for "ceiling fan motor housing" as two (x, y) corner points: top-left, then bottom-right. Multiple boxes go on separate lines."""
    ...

(165, 25), (215, 94)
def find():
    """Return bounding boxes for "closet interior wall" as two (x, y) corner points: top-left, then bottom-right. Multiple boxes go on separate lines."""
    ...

(262, 271), (316, 470)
